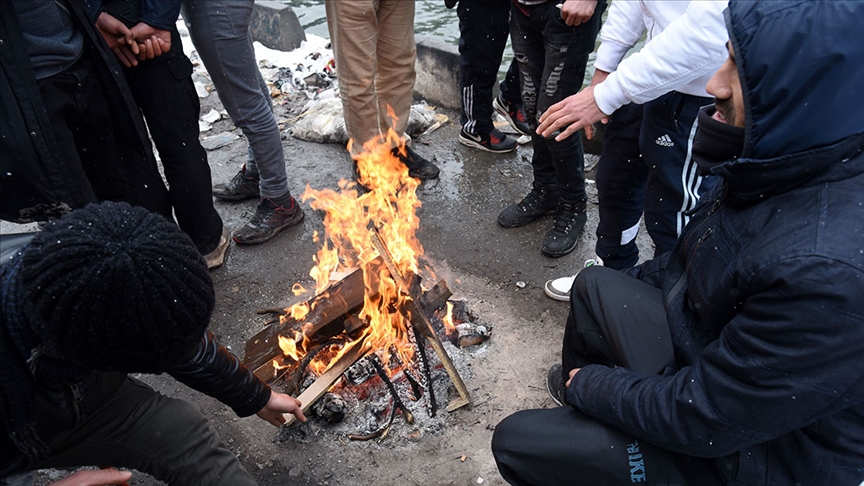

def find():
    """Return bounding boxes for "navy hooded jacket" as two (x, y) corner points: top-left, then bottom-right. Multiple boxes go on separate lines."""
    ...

(568, 1), (864, 484)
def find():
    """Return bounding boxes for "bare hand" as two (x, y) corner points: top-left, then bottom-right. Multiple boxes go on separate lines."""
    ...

(95, 12), (139, 68)
(49, 468), (132, 486)
(584, 69), (611, 140)
(560, 0), (599, 26)
(256, 391), (306, 426)
(565, 367), (581, 388)
(537, 87), (606, 142)
(130, 22), (171, 60)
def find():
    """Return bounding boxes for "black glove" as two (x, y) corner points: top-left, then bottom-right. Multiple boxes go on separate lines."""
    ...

(445, 0), (458, 9)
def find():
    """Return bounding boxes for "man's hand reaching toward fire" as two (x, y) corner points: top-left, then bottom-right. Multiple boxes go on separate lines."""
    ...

(256, 391), (306, 426)
(537, 69), (611, 142)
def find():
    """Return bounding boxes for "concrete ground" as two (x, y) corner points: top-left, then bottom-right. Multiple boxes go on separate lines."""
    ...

(7, 79), (653, 486)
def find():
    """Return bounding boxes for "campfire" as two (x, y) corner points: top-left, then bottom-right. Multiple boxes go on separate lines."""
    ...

(242, 129), (490, 441)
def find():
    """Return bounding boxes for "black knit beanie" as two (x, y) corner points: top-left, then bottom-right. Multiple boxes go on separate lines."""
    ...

(17, 201), (215, 372)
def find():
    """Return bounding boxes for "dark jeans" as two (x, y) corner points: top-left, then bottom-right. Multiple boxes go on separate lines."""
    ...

(457, 0), (520, 135)
(510, 0), (605, 205)
(595, 94), (716, 269)
(37, 49), (171, 220)
(183, 0), (292, 200)
(492, 266), (720, 485)
(123, 27), (223, 254)
(29, 378), (256, 485)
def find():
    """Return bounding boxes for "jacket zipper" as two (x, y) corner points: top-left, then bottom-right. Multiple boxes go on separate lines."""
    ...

(664, 199), (720, 308)
(70, 384), (83, 423)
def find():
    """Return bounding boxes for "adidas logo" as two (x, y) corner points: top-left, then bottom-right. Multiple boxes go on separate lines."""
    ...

(655, 134), (675, 147)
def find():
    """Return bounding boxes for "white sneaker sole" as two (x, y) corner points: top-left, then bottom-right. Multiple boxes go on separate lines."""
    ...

(458, 133), (516, 154)
(544, 276), (575, 301)
(543, 259), (603, 301)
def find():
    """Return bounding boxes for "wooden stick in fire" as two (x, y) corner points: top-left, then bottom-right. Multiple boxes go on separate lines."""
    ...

(282, 336), (371, 427)
(369, 228), (472, 412)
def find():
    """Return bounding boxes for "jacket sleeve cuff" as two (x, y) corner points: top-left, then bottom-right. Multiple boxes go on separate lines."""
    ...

(593, 74), (631, 116)
(233, 385), (271, 418)
(594, 41), (629, 74)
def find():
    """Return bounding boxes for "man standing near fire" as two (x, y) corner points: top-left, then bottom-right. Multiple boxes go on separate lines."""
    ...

(0, 202), (306, 485)
(496, 0), (606, 258)
(540, 0), (729, 302)
(324, 0), (441, 182)
(492, 0), (864, 484)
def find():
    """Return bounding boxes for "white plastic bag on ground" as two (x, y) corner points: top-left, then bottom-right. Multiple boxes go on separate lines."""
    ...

(290, 99), (447, 144)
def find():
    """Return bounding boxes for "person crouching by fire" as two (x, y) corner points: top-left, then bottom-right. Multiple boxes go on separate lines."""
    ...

(0, 201), (306, 485)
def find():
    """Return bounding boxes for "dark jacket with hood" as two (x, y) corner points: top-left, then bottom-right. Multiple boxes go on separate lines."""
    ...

(0, 267), (271, 478)
(567, 1), (864, 484)
(0, 0), (158, 223)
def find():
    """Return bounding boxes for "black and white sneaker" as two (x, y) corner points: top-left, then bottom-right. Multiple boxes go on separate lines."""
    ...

(493, 93), (531, 136)
(546, 364), (567, 406)
(458, 128), (517, 153)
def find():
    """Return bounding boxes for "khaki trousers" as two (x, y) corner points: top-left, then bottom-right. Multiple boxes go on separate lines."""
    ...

(325, 0), (416, 151)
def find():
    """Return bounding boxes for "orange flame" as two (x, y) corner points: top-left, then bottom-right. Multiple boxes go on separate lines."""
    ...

(441, 301), (457, 334)
(277, 124), (431, 376)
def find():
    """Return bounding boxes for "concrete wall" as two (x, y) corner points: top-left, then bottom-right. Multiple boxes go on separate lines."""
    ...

(414, 35), (461, 112)
(250, 1), (306, 52)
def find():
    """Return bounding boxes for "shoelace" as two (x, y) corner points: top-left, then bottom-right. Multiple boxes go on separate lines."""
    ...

(552, 205), (579, 233)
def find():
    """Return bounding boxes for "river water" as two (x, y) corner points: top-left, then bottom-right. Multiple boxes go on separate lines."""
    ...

(278, 0), (601, 85)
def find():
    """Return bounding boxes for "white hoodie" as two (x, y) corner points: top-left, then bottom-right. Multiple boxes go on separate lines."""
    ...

(592, 0), (729, 115)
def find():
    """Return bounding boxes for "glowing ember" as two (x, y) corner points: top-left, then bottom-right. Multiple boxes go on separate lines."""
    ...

(280, 127), (433, 376)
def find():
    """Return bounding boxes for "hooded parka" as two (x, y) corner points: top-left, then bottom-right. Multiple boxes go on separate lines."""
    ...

(568, 1), (864, 484)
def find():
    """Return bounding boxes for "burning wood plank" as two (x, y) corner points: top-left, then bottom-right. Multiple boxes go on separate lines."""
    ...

(283, 336), (371, 427)
(244, 261), (376, 376)
(244, 274), (453, 383)
(370, 229), (472, 412)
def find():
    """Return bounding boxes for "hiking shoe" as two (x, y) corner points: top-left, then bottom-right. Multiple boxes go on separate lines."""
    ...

(497, 186), (558, 228)
(543, 258), (603, 302)
(493, 93), (531, 136)
(233, 197), (304, 245)
(458, 128), (517, 153)
(203, 226), (231, 270)
(546, 364), (567, 406)
(213, 165), (260, 201)
(541, 202), (587, 258)
(393, 146), (440, 180)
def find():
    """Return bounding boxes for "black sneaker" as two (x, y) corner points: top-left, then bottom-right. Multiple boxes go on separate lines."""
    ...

(393, 146), (440, 180)
(541, 201), (587, 258)
(497, 186), (558, 228)
(458, 128), (517, 153)
(493, 93), (531, 136)
(546, 364), (567, 406)
(213, 165), (260, 201)
(233, 197), (304, 245)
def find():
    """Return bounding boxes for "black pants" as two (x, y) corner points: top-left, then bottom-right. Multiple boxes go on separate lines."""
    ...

(492, 267), (720, 485)
(28, 378), (256, 485)
(37, 49), (172, 220)
(510, 0), (605, 205)
(123, 27), (223, 254)
(457, 0), (520, 135)
(595, 94), (715, 269)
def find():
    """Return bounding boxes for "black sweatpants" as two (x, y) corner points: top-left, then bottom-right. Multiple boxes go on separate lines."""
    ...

(492, 266), (721, 485)
(457, 0), (520, 135)
(595, 93), (715, 269)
